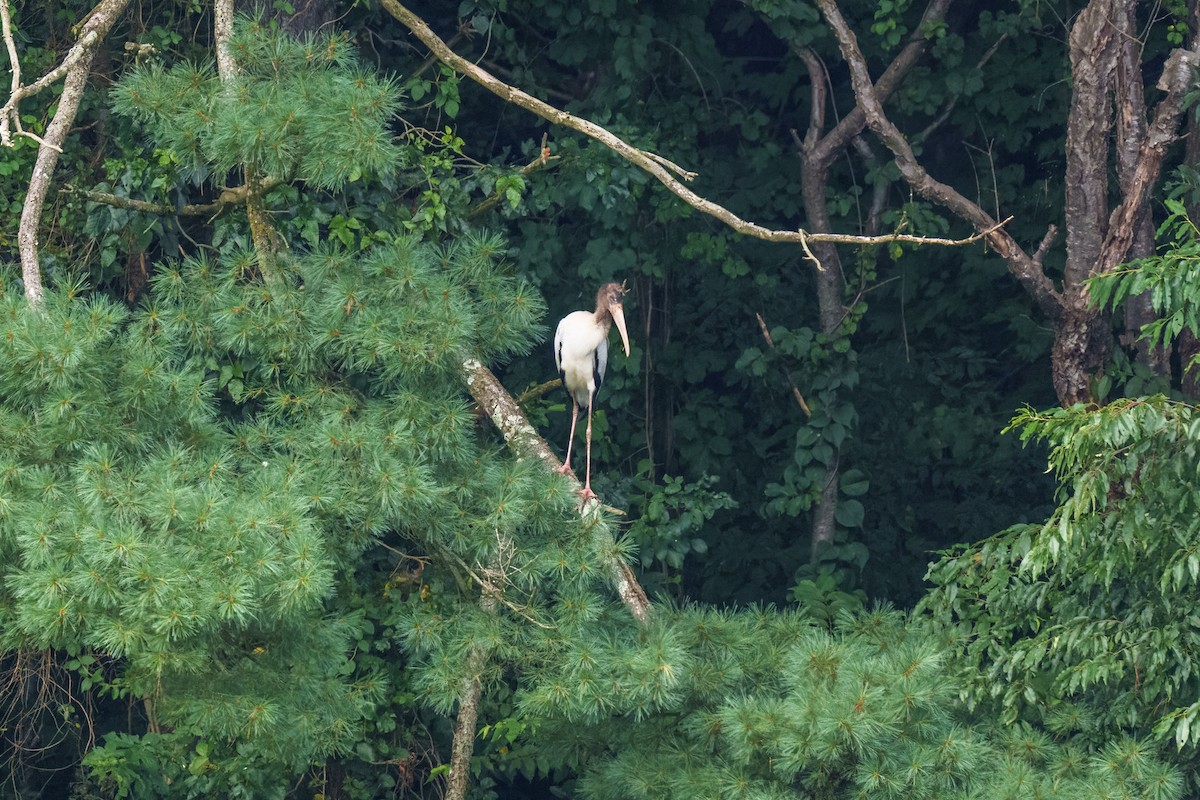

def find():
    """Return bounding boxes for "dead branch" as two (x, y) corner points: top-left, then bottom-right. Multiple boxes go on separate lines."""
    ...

(756, 313), (812, 418)
(514, 378), (562, 406)
(466, 133), (560, 219)
(435, 544), (553, 629)
(380, 0), (1014, 260)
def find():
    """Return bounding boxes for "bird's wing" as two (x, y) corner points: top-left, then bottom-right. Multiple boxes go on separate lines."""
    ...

(553, 317), (566, 376)
(592, 335), (609, 400)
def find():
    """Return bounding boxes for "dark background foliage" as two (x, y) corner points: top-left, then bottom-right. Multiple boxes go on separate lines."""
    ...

(4, 0), (1199, 797)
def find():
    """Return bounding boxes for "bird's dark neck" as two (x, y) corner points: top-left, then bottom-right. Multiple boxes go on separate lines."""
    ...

(593, 306), (613, 330)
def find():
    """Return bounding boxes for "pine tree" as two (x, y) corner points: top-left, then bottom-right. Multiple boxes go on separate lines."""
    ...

(0, 17), (588, 795)
(2, 14), (1187, 800)
(505, 607), (1181, 800)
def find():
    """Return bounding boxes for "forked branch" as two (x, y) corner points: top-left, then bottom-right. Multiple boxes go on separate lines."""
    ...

(813, 0), (1064, 318)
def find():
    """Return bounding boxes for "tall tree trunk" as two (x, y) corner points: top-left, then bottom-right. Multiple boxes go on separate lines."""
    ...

(1114, 0), (1168, 374)
(1176, 2), (1200, 398)
(795, 0), (951, 560)
(798, 49), (845, 562)
(1054, 0), (1120, 405)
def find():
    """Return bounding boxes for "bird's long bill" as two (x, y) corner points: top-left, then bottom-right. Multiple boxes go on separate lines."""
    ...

(610, 303), (631, 358)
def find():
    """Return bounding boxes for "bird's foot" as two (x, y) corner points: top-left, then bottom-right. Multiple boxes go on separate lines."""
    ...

(578, 485), (598, 504)
(555, 463), (575, 477)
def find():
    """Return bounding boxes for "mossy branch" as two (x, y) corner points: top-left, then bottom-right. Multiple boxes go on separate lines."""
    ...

(64, 178), (283, 218)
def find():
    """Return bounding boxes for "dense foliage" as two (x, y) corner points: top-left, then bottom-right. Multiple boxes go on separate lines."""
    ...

(2, 0), (1200, 798)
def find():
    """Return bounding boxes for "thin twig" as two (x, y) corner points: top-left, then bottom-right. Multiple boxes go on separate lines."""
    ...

(756, 313), (812, 418)
(436, 545), (553, 630)
(466, 132), (561, 219)
(513, 377), (562, 406)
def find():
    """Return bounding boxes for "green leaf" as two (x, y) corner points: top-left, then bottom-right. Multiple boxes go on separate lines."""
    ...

(835, 499), (865, 528)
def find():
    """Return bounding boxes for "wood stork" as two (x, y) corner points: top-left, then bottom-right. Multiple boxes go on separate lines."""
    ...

(554, 282), (631, 501)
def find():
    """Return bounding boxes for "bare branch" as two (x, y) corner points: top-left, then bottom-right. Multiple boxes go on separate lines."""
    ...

(814, 0), (1064, 319)
(381, 0), (1008, 258)
(514, 377), (562, 406)
(1, 0), (20, 143)
(1033, 224), (1059, 265)
(805, 0), (954, 166)
(915, 32), (1007, 144)
(435, 545), (554, 629)
(466, 133), (560, 219)
(1, 6), (107, 149)
(13, 0), (133, 306)
(756, 313), (812, 418)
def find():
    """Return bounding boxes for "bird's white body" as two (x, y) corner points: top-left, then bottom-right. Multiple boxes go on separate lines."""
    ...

(552, 283), (630, 501)
(554, 309), (610, 409)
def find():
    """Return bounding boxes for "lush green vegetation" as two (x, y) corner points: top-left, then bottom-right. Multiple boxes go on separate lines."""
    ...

(2, 0), (1200, 798)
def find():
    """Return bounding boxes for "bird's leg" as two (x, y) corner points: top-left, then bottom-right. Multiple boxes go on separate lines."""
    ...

(556, 400), (579, 475)
(580, 401), (597, 502)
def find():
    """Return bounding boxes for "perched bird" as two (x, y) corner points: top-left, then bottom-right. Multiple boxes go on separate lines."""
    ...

(553, 282), (631, 501)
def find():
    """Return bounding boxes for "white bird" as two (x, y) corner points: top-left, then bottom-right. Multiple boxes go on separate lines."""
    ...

(553, 282), (631, 501)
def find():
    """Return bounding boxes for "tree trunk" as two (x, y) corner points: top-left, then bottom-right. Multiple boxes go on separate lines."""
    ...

(1051, 305), (1111, 406)
(795, 0), (951, 560)
(1176, 2), (1200, 398)
(1114, 0), (1168, 374)
(1052, 0), (1120, 406)
(819, 0), (1198, 408)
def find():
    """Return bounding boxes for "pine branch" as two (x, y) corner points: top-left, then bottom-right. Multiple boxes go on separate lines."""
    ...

(380, 0), (1015, 270)
(63, 179), (283, 218)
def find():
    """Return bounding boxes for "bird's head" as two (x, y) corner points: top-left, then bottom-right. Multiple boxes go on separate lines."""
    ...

(597, 281), (631, 358)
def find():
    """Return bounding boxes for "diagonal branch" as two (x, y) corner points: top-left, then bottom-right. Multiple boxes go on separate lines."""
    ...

(454, 357), (651, 800)
(804, 0), (954, 166)
(381, 0), (1016, 263)
(460, 358), (652, 624)
(814, 0), (1064, 320)
(1096, 46), (1199, 279)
